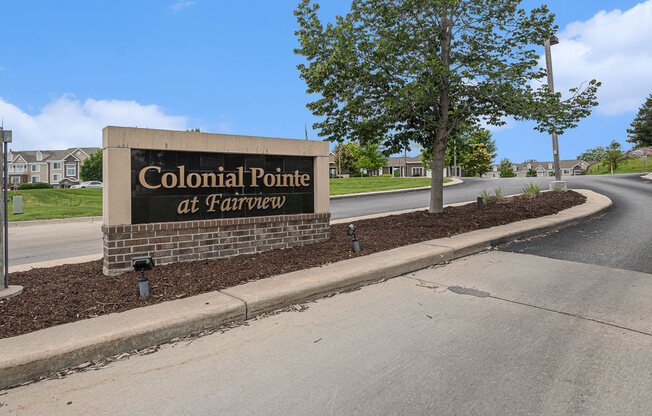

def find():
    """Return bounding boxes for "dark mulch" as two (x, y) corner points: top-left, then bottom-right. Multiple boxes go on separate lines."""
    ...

(0, 191), (585, 339)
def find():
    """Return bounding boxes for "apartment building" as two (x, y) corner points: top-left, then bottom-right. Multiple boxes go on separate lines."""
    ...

(7, 147), (100, 189)
(483, 160), (591, 178)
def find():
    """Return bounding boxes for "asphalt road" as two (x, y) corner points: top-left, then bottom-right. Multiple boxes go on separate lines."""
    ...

(333, 173), (652, 273)
(8, 173), (650, 270)
(4, 251), (650, 415)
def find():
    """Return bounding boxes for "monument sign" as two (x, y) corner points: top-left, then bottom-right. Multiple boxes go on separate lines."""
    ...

(102, 127), (330, 276)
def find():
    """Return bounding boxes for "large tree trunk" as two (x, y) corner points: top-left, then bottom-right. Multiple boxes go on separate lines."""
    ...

(429, 133), (446, 213)
(429, 13), (452, 213)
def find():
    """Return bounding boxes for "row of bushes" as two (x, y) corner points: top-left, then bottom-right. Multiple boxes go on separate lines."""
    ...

(17, 182), (53, 190)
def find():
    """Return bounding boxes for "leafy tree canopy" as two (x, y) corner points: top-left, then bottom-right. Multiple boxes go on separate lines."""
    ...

(577, 145), (606, 162)
(499, 158), (516, 178)
(626, 94), (652, 148)
(333, 141), (360, 176)
(421, 123), (496, 171)
(80, 151), (102, 182)
(354, 141), (388, 173)
(526, 168), (538, 177)
(603, 140), (625, 170)
(295, 0), (600, 212)
(461, 143), (494, 177)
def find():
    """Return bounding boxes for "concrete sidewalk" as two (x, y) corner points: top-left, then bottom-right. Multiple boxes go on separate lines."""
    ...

(0, 189), (612, 389)
(642, 172), (652, 181)
(3, 251), (649, 415)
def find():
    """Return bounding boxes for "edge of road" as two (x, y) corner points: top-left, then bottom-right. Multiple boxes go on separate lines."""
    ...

(642, 172), (652, 181)
(8, 216), (103, 228)
(0, 189), (612, 391)
(329, 177), (463, 199)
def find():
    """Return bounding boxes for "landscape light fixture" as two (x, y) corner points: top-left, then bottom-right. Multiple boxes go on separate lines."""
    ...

(477, 196), (483, 210)
(347, 224), (360, 253)
(132, 256), (154, 298)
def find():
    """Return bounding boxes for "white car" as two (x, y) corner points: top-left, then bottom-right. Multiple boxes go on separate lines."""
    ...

(72, 181), (103, 189)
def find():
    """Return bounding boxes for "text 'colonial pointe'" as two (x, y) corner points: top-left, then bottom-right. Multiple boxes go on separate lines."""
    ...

(131, 149), (315, 224)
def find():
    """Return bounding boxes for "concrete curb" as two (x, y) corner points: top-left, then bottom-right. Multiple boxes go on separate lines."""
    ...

(0, 285), (23, 301)
(0, 189), (611, 390)
(642, 173), (652, 181)
(9, 216), (103, 228)
(9, 255), (104, 274)
(329, 177), (463, 199)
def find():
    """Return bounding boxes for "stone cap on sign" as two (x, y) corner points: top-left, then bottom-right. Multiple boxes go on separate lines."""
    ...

(102, 126), (329, 157)
(102, 127), (330, 226)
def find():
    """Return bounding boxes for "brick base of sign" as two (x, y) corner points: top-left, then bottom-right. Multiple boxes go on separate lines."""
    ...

(102, 213), (331, 276)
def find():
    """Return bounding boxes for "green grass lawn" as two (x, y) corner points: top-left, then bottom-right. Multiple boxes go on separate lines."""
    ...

(588, 157), (650, 175)
(4, 178), (452, 221)
(6, 188), (103, 221)
(330, 176), (451, 196)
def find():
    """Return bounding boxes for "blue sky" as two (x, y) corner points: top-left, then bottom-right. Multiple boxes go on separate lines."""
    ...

(1, 0), (651, 163)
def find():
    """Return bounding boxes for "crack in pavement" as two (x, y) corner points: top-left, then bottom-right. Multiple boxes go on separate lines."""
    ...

(405, 276), (651, 337)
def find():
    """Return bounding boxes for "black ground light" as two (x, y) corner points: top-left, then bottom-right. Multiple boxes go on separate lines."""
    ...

(132, 256), (154, 298)
(347, 224), (360, 253)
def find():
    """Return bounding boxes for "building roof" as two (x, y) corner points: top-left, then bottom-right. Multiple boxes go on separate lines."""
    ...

(386, 155), (423, 166)
(491, 160), (589, 171)
(9, 147), (100, 163)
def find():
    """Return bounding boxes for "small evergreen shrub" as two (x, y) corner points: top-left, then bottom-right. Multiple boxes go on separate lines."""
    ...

(18, 182), (53, 190)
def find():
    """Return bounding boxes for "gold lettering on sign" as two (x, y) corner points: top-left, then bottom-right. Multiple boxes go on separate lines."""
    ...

(139, 166), (161, 189)
(204, 193), (287, 214)
(138, 165), (311, 190)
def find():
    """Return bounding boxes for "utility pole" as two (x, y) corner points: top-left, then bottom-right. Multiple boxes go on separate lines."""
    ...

(544, 35), (562, 182)
(1, 127), (11, 289)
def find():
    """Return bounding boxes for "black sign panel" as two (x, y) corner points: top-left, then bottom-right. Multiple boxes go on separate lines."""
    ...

(131, 149), (314, 224)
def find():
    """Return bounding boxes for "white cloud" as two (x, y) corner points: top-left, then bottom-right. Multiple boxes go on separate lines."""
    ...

(0, 95), (188, 150)
(543, 0), (652, 115)
(170, 1), (197, 11)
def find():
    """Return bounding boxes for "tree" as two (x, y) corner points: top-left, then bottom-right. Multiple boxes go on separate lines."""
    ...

(333, 142), (360, 176)
(421, 124), (496, 173)
(354, 141), (388, 174)
(577, 146), (606, 162)
(461, 143), (494, 177)
(294, 0), (600, 212)
(80, 151), (102, 181)
(187, 128), (201, 132)
(602, 140), (625, 170)
(526, 168), (538, 177)
(626, 94), (652, 148)
(499, 158), (516, 178)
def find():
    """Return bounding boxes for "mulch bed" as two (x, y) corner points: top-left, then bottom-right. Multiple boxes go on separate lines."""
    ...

(0, 191), (585, 339)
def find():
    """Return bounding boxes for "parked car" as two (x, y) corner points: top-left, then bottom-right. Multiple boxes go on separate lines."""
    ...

(72, 181), (103, 189)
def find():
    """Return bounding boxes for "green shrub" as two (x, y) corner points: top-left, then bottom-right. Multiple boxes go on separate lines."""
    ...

(526, 168), (538, 177)
(494, 187), (503, 197)
(18, 182), (53, 190)
(480, 189), (492, 205)
(393, 170), (401, 177)
(551, 183), (565, 192)
(380, 174), (392, 177)
(522, 183), (540, 196)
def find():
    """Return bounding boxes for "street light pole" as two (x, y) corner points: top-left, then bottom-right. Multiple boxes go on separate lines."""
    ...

(544, 35), (562, 181)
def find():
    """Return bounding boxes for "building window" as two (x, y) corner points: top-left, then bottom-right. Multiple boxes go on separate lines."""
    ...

(66, 164), (76, 177)
(537, 171), (545, 177)
(11, 176), (20, 184)
(53, 162), (61, 170)
(11, 164), (26, 173)
(31, 176), (40, 183)
(31, 164), (40, 172)
(548, 163), (553, 169)
(53, 174), (61, 181)
(563, 169), (570, 174)
(412, 167), (424, 176)
(36, 152), (42, 161)
(493, 166), (497, 171)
